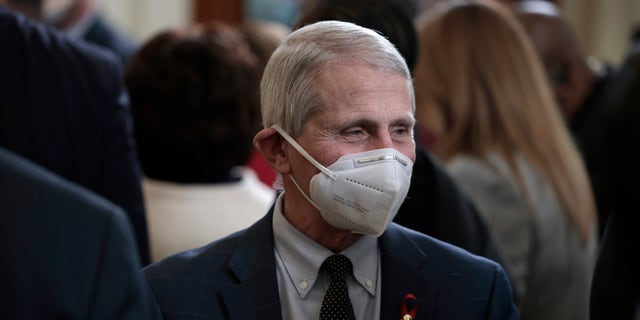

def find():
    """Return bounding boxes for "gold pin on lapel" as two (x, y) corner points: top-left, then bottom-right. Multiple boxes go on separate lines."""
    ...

(400, 293), (417, 320)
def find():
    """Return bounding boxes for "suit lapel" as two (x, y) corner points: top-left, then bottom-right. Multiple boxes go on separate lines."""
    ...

(214, 213), (442, 319)
(220, 209), (283, 320)
(380, 224), (438, 320)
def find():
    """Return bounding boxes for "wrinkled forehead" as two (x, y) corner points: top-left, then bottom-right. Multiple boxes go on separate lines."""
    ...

(308, 63), (413, 117)
(315, 61), (415, 104)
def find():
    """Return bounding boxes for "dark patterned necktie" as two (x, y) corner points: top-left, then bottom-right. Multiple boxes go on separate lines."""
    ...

(319, 254), (356, 320)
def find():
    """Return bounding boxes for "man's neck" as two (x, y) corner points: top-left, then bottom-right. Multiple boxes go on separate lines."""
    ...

(282, 192), (363, 252)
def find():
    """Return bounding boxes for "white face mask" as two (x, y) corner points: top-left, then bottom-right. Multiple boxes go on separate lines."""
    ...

(273, 125), (413, 236)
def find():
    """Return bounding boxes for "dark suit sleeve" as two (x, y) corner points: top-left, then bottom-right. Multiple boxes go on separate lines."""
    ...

(90, 205), (161, 320)
(589, 50), (640, 319)
(484, 265), (519, 320)
(99, 59), (150, 265)
(590, 210), (640, 320)
(0, 145), (160, 319)
(0, 8), (150, 265)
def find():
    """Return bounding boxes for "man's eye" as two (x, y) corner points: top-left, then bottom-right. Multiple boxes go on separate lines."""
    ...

(341, 128), (368, 142)
(345, 129), (365, 137)
(392, 127), (410, 136)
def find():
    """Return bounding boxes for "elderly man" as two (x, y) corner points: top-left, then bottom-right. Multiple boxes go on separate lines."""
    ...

(143, 21), (517, 320)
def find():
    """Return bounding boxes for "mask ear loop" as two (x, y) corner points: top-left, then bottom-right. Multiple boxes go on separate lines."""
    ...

(272, 124), (338, 180)
(287, 175), (323, 211)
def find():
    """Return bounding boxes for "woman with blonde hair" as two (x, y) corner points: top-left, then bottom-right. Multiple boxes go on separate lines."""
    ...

(414, 1), (597, 319)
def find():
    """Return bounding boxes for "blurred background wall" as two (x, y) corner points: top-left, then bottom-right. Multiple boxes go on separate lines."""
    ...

(98, 0), (193, 42)
(98, 0), (639, 65)
(562, 0), (640, 64)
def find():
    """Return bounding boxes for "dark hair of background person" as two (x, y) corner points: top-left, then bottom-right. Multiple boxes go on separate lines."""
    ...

(126, 22), (261, 184)
(293, 0), (418, 72)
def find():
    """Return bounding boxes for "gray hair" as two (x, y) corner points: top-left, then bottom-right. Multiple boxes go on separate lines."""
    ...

(260, 20), (414, 136)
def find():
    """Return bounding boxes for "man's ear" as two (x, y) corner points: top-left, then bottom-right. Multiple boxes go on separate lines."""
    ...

(254, 128), (291, 175)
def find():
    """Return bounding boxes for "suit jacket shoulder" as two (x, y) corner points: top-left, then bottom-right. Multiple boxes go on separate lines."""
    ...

(144, 209), (281, 320)
(144, 210), (517, 320)
(0, 146), (158, 319)
(380, 223), (518, 319)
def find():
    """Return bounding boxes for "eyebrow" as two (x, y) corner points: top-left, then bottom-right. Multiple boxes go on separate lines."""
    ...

(335, 115), (416, 131)
(339, 118), (378, 130)
(390, 117), (416, 128)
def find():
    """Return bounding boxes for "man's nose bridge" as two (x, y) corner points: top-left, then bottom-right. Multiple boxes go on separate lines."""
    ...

(373, 130), (394, 149)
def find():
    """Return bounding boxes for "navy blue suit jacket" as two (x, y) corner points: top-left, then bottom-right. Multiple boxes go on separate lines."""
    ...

(0, 146), (160, 319)
(144, 210), (518, 319)
(0, 6), (150, 264)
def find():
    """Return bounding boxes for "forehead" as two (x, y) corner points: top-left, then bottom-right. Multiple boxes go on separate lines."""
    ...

(312, 64), (413, 121)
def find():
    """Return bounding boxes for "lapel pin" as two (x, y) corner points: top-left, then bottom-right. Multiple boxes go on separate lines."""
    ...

(400, 293), (417, 320)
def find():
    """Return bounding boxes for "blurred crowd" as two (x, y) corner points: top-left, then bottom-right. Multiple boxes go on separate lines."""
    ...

(1, 0), (638, 319)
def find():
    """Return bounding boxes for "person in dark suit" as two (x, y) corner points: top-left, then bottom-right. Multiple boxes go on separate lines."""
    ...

(0, 4), (150, 265)
(0, 146), (159, 319)
(589, 28), (640, 320)
(294, 0), (505, 277)
(40, 0), (137, 64)
(144, 20), (517, 319)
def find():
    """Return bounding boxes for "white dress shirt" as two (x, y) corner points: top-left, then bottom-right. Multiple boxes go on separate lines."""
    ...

(272, 192), (382, 320)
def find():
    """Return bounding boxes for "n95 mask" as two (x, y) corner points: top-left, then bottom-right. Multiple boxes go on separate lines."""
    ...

(273, 125), (413, 236)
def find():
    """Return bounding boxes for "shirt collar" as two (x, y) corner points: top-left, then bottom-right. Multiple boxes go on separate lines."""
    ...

(273, 192), (379, 299)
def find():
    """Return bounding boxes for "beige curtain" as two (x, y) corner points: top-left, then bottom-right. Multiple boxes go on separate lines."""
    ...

(561, 0), (639, 64)
(418, 0), (639, 65)
(99, 0), (194, 43)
